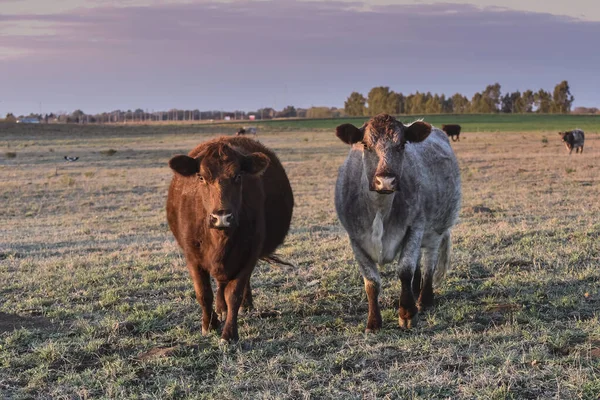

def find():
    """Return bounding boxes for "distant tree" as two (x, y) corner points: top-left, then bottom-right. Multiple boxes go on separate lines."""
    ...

(255, 108), (275, 119)
(367, 86), (399, 115)
(407, 91), (426, 114)
(470, 92), (484, 113)
(5, 113), (17, 122)
(277, 105), (297, 118)
(397, 93), (406, 114)
(521, 90), (535, 113)
(451, 93), (470, 113)
(440, 94), (453, 113)
(534, 89), (552, 113)
(71, 109), (86, 123)
(306, 107), (333, 118)
(551, 80), (574, 113)
(482, 83), (501, 113)
(425, 94), (442, 114)
(344, 92), (367, 116)
(513, 92), (526, 114)
(501, 91), (522, 113)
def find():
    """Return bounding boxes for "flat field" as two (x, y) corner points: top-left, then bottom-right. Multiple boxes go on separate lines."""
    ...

(216, 113), (600, 133)
(1, 121), (599, 399)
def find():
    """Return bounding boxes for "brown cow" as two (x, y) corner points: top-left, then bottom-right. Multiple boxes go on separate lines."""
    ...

(441, 124), (461, 142)
(167, 136), (293, 343)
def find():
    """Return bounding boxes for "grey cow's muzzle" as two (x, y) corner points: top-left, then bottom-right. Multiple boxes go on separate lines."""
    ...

(373, 175), (397, 194)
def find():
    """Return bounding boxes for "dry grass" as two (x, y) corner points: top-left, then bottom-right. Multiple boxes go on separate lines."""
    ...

(1, 123), (599, 399)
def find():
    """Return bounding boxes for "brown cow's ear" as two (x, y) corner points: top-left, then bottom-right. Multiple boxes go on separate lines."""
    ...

(336, 124), (364, 145)
(242, 152), (270, 176)
(169, 155), (199, 176)
(404, 121), (432, 143)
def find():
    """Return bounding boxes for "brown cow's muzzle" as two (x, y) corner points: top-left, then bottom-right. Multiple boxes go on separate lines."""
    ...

(373, 174), (397, 194)
(209, 209), (236, 230)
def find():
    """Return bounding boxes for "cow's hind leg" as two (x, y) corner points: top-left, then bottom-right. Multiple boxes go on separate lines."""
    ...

(187, 264), (219, 335)
(351, 241), (382, 333)
(418, 231), (449, 312)
(397, 227), (424, 329)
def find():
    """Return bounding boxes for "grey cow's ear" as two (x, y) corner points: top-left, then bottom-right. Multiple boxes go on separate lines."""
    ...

(169, 155), (199, 176)
(404, 121), (432, 143)
(242, 152), (270, 176)
(336, 124), (364, 145)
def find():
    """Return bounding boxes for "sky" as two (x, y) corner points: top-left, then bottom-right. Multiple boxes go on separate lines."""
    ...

(1, 0), (599, 116)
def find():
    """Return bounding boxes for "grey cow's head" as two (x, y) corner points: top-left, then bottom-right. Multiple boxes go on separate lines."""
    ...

(336, 114), (432, 194)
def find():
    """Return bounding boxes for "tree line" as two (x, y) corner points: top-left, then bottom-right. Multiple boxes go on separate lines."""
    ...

(2, 80), (584, 124)
(344, 81), (575, 116)
(4, 105), (348, 124)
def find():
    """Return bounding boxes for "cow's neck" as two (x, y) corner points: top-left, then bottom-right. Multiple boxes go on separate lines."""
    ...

(205, 228), (237, 262)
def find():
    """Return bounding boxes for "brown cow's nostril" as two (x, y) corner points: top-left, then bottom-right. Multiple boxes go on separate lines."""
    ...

(210, 210), (234, 228)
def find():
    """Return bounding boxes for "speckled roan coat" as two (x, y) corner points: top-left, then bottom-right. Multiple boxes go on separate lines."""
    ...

(559, 129), (585, 154)
(167, 136), (293, 342)
(334, 114), (461, 331)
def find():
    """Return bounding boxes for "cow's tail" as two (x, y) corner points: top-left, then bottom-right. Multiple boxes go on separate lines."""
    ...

(261, 254), (295, 268)
(433, 231), (451, 286)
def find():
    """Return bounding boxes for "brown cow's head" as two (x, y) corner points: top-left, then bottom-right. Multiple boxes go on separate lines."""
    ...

(169, 143), (269, 230)
(336, 114), (431, 194)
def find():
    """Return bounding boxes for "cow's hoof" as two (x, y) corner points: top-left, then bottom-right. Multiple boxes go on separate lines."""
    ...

(219, 311), (227, 322)
(365, 327), (380, 334)
(398, 315), (417, 329)
(202, 327), (210, 336)
(417, 301), (433, 312)
(239, 306), (253, 316)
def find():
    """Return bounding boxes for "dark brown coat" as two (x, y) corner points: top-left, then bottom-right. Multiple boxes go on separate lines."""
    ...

(441, 124), (461, 142)
(166, 136), (293, 342)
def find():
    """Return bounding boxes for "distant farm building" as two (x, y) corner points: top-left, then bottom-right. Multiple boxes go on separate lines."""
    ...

(17, 117), (41, 124)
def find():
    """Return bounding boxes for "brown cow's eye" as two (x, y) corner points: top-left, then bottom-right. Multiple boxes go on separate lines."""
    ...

(197, 174), (206, 183)
(234, 174), (242, 184)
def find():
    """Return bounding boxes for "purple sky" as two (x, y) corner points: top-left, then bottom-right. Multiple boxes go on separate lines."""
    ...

(1, 0), (599, 115)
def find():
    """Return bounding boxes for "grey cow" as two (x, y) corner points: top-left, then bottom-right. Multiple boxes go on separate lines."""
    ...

(559, 129), (585, 154)
(335, 114), (461, 331)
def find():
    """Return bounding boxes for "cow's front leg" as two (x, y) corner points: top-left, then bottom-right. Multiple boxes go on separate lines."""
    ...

(351, 241), (382, 333)
(397, 228), (424, 329)
(216, 281), (227, 322)
(187, 264), (219, 335)
(221, 273), (253, 343)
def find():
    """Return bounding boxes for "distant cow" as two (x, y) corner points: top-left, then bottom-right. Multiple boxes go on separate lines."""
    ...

(335, 114), (461, 331)
(441, 124), (461, 141)
(167, 136), (293, 343)
(236, 127), (257, 137)
(559, 129), (585, 154)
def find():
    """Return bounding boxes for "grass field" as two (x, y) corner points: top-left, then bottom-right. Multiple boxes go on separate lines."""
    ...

(213, 113), (600, 134)
(1, 121), (599, 399)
